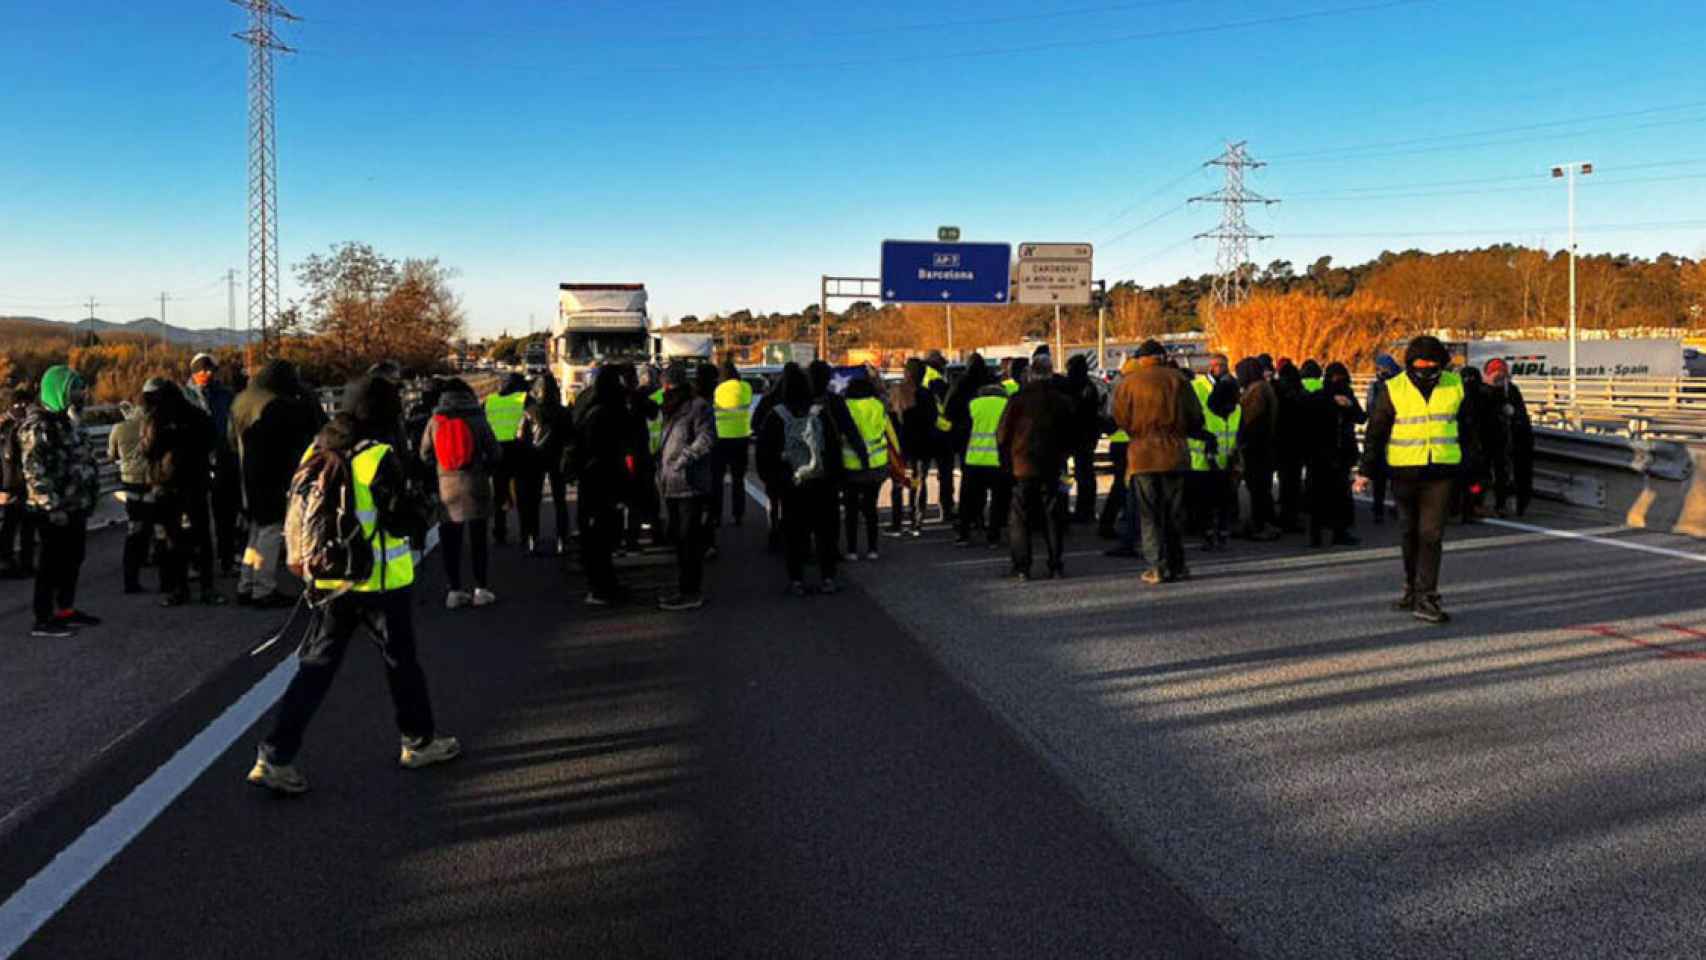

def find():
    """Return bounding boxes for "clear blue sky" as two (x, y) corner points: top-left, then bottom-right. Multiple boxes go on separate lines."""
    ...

(3, 0), (1704, 338)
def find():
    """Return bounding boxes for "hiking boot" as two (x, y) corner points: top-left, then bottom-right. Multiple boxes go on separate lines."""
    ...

(30, 621), (74, 639)
(400, 735), (462, 769)
(659, 593), (704, 612)
(445, 590), (471, 610)
(246, 754), (308, 795)
(1141, 568), (1165, 586)
(1413, 597), (1451, 624)
(471, 588), (497, 608)
(1391, 592), (1417, 612)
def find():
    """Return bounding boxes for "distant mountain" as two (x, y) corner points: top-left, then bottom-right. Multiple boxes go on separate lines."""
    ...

(0, 315), (255, 349)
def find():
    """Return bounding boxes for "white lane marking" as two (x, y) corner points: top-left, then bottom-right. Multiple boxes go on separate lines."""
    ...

(0, 657), (295, 959)
(1480, 516), (1706, 564)
(744, 478), (770, 513)
(0, 528), (445, 957)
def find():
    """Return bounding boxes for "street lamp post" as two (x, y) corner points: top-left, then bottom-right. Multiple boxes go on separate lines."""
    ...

(1551, 161), (1593, 408)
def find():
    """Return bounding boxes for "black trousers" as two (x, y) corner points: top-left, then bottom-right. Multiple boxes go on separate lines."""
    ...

(1393, 474), (1453, 599)
(711, 438), (750, 525)
(580, 492), (622, 598)
(1244, 462), (1277, 533)
(157, 487), (214, 599)
(1, 499), (36, 570)
(1191, 471), (1238, 537)
(932, 447), (956, 519)
(890, 456), (928, 532)
(957, 465), (1011, 543)
(1009, 477), (1067, 575)
(1276, 459), (1303, 529)
(263, 587), (434, 765)
(439, 517), (489, 591)
(666, 496), (707, 596)
(1098, 443), (1128, 533)
(211, 450), (242, 570)
(518, 461), (569, 544)
(842, 478), (881, 555)
(491, 442), (524, 540)
(32, 511), (87, 623)
(1071, 443), (1097, 520)
(1134, 473), (1187, 578)
(1307, 461), (1353, 536)
(122, 485), (155, 590)
(626, 462), (660, 547)
(1370, 467), (1391, 519)
(783, 482), (839, 583)
(1513, 449), (1534, 516)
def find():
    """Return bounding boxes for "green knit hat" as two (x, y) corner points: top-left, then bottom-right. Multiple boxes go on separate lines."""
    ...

(39, 365), (86, 413)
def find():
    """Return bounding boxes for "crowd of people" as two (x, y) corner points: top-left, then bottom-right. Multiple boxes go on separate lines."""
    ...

(0, 335), (1535, 790)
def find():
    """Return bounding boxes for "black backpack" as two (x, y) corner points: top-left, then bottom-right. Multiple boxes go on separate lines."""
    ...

(284, 443), (375, 597)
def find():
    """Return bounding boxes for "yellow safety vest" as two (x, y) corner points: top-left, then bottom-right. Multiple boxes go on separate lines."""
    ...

(1189, 402), (1242, 472)
(485, 392), (526, 442)
(1000, 379), (1020, 397)
(647, 389), (664, 455)
(965, 394), (1007, 468)
(1386, 372), (1463, 467)
(1192, 376), (1212, 406)
(842, 397), (891, 471)
(921, 366), (952, 432)
(713, 379), (753, 440)
(308, 443), (416, 594)
(1302, 377), (1324, 394)
(1110, 430), (1129, 443)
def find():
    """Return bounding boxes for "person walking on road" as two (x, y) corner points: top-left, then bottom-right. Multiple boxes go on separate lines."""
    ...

(1354, 335), (1480, 624)
(1063, 354), (1103, 524)
(757, 363), (844, 596)
(997, 355), (1075, 581)
(1114, 340), (1213, 585)
(19, 366), (101, 638)
(248, 374), (458, 795)
(184, 353), (242, 577)
(143, 378), (225, 608)
(1234, 358), (1281, 541)
(108, 399), (153, 594)
(0, 381), (38, 580)
(921, 351), (956, 523)
(519, 372), (572, 556)
(711, 358), (753, 531)
(656, 364), (717, 610)
(956, 373), (1012, 548)
(229, 360), (324, 608)
(1272, 361), (1307, 534)
(1482, 358), (1534, 517)
(887, 358), (940, 538)
(484, 372), (530, 546)
(572, 365), (638, 606)
(840, 374), (893, 561)
(1303, 362), (1364, 548)
(420, 378), (503, 609)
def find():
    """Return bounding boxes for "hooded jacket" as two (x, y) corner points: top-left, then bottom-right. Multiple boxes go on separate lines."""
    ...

(19, 367), (98, 516)
(656, 382), (717, 500)
(572, 366), (638, 506)
(142, 381), (213, 493)
(420, 387), (503, 523)
(523, 374), (571, 472)
(1063, 356), (1103, 449)
(1358, 337), (1480, 480)
(231, 360), (326, 525)
(1112, 352), (1209, 475)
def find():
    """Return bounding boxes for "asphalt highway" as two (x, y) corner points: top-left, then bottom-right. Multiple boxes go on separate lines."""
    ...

(1, 485), (1703, 958)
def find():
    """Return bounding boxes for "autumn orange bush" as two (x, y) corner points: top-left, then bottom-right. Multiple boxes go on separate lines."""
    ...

(1207, 290), (1411, 372)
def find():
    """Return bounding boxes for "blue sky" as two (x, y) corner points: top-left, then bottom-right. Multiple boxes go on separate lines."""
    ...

(3, 0), (1704, 338)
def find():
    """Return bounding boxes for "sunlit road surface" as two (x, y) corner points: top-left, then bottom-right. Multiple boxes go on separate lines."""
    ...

(2, 488), (1703, 958)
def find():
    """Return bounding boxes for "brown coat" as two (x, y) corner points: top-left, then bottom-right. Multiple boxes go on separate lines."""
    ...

(1112, 356), (1204, 475)
(1238, 379), (1280, 468)
(996, 380), (1076, 480)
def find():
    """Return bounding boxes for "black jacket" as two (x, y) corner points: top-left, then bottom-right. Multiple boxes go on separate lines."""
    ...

(143, 389), (213, 493)
(231, 362), (325, 524)
(571, 388), (636, 505)
(756, 400), (844, 491)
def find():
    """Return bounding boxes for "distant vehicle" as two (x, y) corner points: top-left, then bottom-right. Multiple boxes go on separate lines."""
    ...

(523, 342), (549, 376)
(552, 283), (651, 392)
(762, 341), (817, 367)
(654, 332), (713, 366)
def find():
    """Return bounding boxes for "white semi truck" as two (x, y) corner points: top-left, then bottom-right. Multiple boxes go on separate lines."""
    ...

(552, 283), (651, 393)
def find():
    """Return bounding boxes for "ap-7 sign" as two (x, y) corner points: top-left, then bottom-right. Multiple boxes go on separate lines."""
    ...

(880, 240), (1012, 304)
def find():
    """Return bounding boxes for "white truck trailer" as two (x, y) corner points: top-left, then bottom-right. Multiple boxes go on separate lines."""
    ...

(552, 283), (650, 392)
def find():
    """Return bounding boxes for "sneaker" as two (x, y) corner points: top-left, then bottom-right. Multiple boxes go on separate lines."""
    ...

(1391, 592), (1417, 612)
(864, 550), (879, 561)
(30, 621), (74, 639)
(1140, 568), (1165, 586)
(1013, 570), (1032, 583)
(585, 592), (612, 607)
(399, 735), (462, 769)
(908, 528), (923, 539)
(819, 578), (840, 595)
(1413, 598), (1451, 624)
(246, 754), (309, 795)
(59, 609), (102, 627)
(555, 537), (568, 555)
(659, 593), (704, 612)
(844, 551), (860, 562)
(445, 590), (471, 610)
(471, 588), (497, 607)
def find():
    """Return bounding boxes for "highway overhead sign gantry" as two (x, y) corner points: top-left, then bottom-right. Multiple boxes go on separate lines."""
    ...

(880, 240), (1012, 304)
(1016, 242), (1094, 305)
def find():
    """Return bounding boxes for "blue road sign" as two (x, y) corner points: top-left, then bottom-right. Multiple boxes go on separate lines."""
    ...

(880, 240), (1012, 304)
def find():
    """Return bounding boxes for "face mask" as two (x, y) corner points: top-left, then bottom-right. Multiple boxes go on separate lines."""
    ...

(192, 371), (213, 387)
(1410, 366), (1442, 386)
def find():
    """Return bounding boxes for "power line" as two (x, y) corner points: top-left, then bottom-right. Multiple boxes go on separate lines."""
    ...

(1273, 113), (1706, 166)
(1280, 217), (1706, 240)
(1094, 166), (1207, 234)
(1285, 171), (1706, 203)
(1101, 203), (1191, 249)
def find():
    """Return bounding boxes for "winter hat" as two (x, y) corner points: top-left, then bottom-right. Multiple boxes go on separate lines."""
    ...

(1483, 358), (1508, 379)
(142, 377), (172, 394)
(38, 366), (86, 414)
(1375, 354), (1401, 379)
(1403, 336), (1450, 368)
(1136, 339), (1166, 359)
(190, 353), (217, 373)
(1300, 359), (1323, 379)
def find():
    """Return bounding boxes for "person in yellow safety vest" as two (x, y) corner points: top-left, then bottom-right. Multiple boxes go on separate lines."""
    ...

(999, 356), (1028, 397)
(1188, 376), (1244, 550)
(955, 379), (1013, 547)
(711, 359), (753, 530)
(247, 375), (460, 796)
(1354, 336), (1478, 625)
(1300, 359), (1325, 393)
(840, 376), (897, 560)
(483, 372), (530, 546)
(922, 350), (956, 522)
